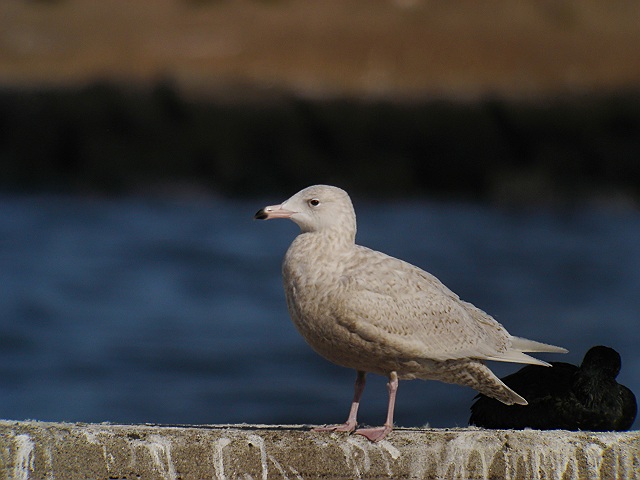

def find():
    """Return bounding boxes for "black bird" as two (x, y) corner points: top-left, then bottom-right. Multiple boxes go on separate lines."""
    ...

(469, 346), (637, 431)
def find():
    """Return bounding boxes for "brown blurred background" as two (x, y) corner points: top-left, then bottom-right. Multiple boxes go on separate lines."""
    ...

(1, 0), (640, 200)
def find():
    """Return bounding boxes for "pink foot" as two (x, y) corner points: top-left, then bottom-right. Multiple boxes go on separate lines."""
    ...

(313, 421), (357, 433)
(354, 424), (393, 442)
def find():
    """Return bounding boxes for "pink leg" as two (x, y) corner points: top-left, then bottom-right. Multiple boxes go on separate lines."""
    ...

(354, 371), (398, 442)
(314, 370), (366, 433)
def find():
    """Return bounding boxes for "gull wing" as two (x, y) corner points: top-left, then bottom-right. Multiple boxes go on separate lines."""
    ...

(332, 246), (514, 362)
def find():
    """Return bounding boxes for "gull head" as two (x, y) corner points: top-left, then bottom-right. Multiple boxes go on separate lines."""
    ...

(254, 185), (357, 237)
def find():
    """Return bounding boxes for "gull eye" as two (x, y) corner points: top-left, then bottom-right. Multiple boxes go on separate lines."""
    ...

(308, 198), (320, 207)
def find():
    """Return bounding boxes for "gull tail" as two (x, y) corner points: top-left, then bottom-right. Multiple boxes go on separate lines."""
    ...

(441, 360), (528, 405)
(486, 336), (568, 367)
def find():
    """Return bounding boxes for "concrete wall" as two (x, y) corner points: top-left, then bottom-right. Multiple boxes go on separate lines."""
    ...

(0, 420), (638, 479)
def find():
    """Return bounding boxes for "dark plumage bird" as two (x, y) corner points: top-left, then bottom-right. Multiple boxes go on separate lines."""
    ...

(469, 346), (637, 431)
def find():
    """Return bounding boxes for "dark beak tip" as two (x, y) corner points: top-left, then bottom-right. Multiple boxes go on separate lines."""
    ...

(254, 209), (268, 220)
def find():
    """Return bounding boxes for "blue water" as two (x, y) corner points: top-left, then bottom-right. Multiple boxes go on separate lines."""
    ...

(0, 193), (638, 430)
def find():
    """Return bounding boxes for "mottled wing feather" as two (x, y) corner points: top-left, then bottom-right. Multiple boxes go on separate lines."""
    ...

(333, 246), (511, 361)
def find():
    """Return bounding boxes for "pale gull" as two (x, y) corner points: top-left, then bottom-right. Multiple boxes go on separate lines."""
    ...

(255, 184), (567, 442)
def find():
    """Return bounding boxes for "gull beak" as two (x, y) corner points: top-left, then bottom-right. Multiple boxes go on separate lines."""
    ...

(254, 204), (296, 220)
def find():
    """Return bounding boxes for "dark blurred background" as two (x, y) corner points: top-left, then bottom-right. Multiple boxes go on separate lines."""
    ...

(1, 0), (640, 203)
(0, 0), (638, 430)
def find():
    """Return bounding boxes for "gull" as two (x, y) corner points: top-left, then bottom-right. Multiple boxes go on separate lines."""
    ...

(255, 184), (567, 442)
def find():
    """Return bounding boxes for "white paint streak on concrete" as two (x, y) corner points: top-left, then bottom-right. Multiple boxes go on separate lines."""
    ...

(435, 432), (492, 479)
(379, 440), (401, 460)
(378, 439), (401, 476)
(267, 454), (289, 479)
(504, 433), (569, 480)
(247, 434), (268, 480)
(583, 433), (635, 480)
(337, 435), (374, 478)
(584, 442), (604, 475)
(83, 429), (116, 473)
(337, 437), (359, 478)
(287, 465), (304, 480)
(13, 434), (35, 480)
(142, 435), (178, 480)
(407, 430), (512, 480)
(1, 422), (638, 479)
(347, 436), (372, 474)
(501, 431), (636, 480)
(213, 437), (231, 480)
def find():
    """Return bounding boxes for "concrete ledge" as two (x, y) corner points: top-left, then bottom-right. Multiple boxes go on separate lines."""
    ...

(0, 420), (638, 479)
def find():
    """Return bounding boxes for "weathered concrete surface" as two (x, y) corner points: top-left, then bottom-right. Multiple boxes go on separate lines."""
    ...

(0, 421), (638, 480)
